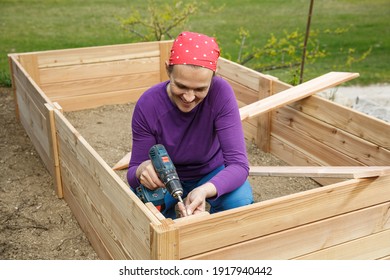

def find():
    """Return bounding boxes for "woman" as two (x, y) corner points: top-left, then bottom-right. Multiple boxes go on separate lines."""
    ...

(127, 31), (253, 219)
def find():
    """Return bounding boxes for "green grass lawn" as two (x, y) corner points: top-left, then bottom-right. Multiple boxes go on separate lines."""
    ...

(1, 0), (389, 86)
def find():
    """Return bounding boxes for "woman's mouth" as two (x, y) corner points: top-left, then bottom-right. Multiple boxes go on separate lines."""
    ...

(180, 97), (194, 105)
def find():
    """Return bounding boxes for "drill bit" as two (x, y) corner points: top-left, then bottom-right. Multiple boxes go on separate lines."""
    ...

(177, 195), (184, 204)
(175, 194), (189, 216)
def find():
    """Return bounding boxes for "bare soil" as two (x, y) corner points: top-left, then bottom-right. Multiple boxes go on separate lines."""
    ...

(0, 87), (98, 259)
(0, 87), (320, 259)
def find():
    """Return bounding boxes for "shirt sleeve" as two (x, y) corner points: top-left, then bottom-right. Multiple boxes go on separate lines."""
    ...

(208, 79), (249, 197)
(126, 101), (156, 189)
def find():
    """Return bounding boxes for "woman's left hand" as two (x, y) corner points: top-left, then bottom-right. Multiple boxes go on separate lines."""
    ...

(178, 182), (217, 217)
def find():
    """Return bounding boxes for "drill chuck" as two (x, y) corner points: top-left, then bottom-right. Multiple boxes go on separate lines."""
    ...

(166, 179), (183, 199)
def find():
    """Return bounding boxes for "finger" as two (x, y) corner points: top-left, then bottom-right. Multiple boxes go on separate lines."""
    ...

(193, 208), (204, 215)
(145, 165), (165, 188)
(187, 200), (207, 216)
(186, 197), (204, 215)
(143, 164), (163, 187)
(183, 198), (195, 215)
(177, 202), (188, 217)
(185, 205), (194, 216)
(140, 172), (160, 190)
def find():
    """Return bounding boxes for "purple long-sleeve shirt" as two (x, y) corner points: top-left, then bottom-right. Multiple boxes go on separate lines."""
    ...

(127, 76), (249, 197)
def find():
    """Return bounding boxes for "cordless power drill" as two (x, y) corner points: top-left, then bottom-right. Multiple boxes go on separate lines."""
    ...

(136, 144), (184, 208)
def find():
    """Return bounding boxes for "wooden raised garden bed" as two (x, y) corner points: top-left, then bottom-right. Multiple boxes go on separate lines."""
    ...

(8, 40), (390, 260)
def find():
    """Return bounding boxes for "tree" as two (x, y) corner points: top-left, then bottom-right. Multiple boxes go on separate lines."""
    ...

(234, 27), (371, 85)
(118, 0), (201, 41)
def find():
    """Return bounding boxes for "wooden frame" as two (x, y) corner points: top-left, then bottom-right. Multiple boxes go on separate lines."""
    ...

(8, 40), (390, 259)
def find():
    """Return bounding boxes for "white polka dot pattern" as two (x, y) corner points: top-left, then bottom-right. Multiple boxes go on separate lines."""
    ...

(169, 31), (220, 71)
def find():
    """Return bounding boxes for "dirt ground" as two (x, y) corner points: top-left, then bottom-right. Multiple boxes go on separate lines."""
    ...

(0, 86), (320, 260)
(0, 87), (98, 260)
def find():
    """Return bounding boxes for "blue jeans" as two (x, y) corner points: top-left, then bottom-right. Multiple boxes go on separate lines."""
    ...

(161, 165), (253, 219)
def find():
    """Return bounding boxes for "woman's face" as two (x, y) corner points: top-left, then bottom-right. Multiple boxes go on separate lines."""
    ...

(166, 64), (214, 113)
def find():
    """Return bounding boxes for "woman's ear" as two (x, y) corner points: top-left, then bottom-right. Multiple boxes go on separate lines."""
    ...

(165, 61), (171, 77)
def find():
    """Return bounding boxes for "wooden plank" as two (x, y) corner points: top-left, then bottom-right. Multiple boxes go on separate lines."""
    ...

(14, 77), (51, 155)
(19, 54), (40, 84)
(269, 136), (345, 186)
(39, 57), (160, 84)
(217, 57), (274, 91)
(223, 77), (259, 106)
(239, 72), (359, 121)
(272, 78), (291, 93)
(174, 174), (390, 258)
(30, 41), (161, 68)
(54, 109), (161, 259)
(237, 99), (258, 143)
(289, 95), (390, 150)
(256, 77), (273, 152)
(60, 158), (130, 259)
(145, 203), (166, 221)
(12, 76), (55, 178)
(62, 176), (112, 259)
(274, 106), (390, 165)
(270, 135), (326, 166)
(159, 41), (173, 82)
(112, 152), (131, 170)
(16, 94), (53, 176)
(186, 201), (390, 259)
(10, 57), (52, 113)
(150, 219), (179, 260)
(249, 166), (390, 178)
(40, 72), (159, 99)
(59, 135), (147, 259)
(53, 87), (146, 111)
(272, 119), (363, 166)
(242, 119), (258, 143)
(295, 229), (390, 260)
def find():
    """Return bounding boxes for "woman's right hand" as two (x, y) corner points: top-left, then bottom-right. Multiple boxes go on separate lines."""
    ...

(136, 160), (164, 190)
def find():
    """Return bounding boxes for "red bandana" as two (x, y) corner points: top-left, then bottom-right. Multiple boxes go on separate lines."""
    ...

(169, 31), (220, 72)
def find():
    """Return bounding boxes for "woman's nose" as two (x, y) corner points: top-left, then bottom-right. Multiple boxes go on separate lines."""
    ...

(183, 90), (195, 102)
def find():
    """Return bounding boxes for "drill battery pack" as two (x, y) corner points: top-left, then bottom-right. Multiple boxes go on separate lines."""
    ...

(135, 185), (167, 207)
